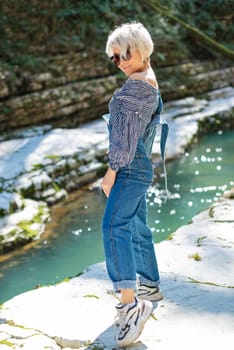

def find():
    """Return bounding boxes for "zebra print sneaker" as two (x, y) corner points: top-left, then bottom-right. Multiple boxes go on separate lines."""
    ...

(115, 298), (153, 347)
(137, 285), (164, 302)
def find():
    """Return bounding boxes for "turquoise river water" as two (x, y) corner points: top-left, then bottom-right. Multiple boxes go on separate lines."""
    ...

(0, 130), (233, 303)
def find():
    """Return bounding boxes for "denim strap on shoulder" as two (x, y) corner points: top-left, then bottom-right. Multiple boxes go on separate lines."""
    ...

(160, 120), (169, 195)
(145, 93), (169, 194)
(102, 113), (111, 132)
(146, 113), (169, 194)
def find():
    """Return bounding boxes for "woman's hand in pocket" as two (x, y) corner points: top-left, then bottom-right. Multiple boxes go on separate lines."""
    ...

(101, 167), (116, 197)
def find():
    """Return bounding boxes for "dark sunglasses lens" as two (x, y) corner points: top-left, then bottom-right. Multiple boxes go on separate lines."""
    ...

(110, 54), (120, 66)
(110, 48), (131, 66)
(125, 48), (131, 61)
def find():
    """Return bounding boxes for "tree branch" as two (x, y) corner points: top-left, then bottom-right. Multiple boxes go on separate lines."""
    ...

(144, 0), (234, 60)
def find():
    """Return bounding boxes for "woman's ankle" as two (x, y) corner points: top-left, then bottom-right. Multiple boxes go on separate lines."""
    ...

(120, 289), (135, 305)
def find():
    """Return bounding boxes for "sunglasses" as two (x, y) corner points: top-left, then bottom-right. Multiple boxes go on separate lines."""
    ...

(110, 47), (131, 66)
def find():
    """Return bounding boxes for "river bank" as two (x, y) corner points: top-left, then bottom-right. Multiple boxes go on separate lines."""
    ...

(0, 86), (234, 255)
(0, 192), (233, 349)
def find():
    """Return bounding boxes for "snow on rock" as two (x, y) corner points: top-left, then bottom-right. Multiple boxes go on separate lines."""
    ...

(0, 127), (107, 181)
(0, 197), (233, 350)
(0, 199), (50, 251)
(0, 86), (233, 252)
(0, 192), (23, 216)
(0, 87), (233, 182)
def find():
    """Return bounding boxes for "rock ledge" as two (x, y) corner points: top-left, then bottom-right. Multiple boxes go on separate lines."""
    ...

(0, 197), (233, 349)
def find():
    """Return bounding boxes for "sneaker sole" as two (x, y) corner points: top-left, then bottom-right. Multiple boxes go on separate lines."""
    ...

(117, 301), (153, 347)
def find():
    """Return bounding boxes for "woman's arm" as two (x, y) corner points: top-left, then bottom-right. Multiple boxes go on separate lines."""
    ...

(102, 80), (157, 196)
(108, 108), (143, 171)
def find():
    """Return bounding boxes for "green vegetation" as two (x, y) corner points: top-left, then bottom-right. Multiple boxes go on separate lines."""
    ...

(96, 164), (108, 178)
(17, 204), (47, 239)
(83, 294), (99, 299)
(188, 253), (202, 261)
(0, 204), (49, 253)
(0, 0), (233, 71)
(0, 339), (15, 346)
(196, 236), (207, 246)
(86, 344), (104, 350)
(209, 206), (215, 218)
(51, 181), (61, 193)
(150, 313), (158, 321)
(31, 163), (44, 171)
(144, 0), (234, 59)
(75, 272), (84, 277)
(45, 155), (62, 161)
(163, 0), (234, 49)
(20, 183), (36, 199)
(166, 234), (173, 241)
(0, 0), (159, 71)
(188, 277), (234, 288)
(18, 220), (38, 239)
(198, 112), (234, 135)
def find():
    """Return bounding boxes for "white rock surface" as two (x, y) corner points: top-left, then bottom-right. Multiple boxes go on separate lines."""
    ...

(0, 86), (234, 347)
(0, 199), (50, 247)
(0, 87), (233, 181)
(0, 197), (233, 349)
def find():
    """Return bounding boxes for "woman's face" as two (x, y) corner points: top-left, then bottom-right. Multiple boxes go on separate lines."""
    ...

(111, 47), (145, 76)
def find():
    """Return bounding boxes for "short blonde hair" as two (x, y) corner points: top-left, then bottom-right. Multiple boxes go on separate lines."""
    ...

(105, 22), (154, 61)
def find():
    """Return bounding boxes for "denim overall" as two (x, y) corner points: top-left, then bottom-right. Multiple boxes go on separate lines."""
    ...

(102, 94), (169, 292)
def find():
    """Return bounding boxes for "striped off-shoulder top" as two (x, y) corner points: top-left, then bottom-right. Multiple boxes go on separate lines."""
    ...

(107, 78), (160, 171)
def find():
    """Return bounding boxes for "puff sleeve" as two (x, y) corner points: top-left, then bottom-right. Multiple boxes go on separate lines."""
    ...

(108, 79), (158, 171)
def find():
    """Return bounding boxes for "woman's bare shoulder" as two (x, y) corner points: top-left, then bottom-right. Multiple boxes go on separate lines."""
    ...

(129, 70), (159, 89)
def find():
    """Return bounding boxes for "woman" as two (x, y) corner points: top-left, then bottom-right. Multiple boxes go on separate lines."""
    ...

(102, 22), (166, 347)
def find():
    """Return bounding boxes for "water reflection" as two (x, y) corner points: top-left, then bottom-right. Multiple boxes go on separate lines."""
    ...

(0, 130), (233, 303)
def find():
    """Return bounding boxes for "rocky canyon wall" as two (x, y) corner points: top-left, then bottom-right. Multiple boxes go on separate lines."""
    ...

(0, 40), (233, 133)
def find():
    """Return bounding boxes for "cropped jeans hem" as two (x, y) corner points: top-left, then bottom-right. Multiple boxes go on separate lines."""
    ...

(138, 276), (160, 288)
(113, 280), (137, 292)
